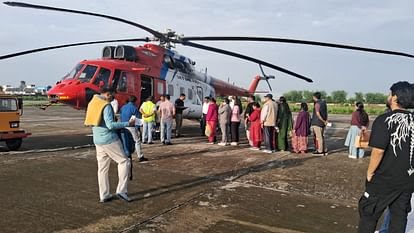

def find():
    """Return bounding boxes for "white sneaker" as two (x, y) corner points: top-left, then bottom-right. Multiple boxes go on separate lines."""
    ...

(262, 149), (273, 154)
(218, 142), (227, 146)
(230, 142), (238, 146)
(348, 155), (357, 159)
(249, 147), (260, 151)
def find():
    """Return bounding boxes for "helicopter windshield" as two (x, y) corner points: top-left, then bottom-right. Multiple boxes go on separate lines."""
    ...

(78, 65), (98, 83)
(62, 63), (84, 80)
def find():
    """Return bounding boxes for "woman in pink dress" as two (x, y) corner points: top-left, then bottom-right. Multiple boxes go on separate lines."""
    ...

(249, 102), (262, 150)
(205, 98), (218, 143)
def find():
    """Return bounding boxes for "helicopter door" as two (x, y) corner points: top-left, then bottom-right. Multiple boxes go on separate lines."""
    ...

(140, 75), (153, 104)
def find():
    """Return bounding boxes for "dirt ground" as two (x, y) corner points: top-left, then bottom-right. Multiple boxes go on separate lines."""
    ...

(0, 106), (376, 233)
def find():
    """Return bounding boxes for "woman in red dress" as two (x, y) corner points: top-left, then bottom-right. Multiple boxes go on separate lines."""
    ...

(205, 98), (218, 143)
(249, 102), (262, 150)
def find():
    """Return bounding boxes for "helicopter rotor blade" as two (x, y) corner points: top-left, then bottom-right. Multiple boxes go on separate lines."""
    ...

(0, 38), (149, 60)
(3, 1), (166, 40)
(181, 36), (414, 59)
(266, 79), (273, 92)
(181, 40), (313, 83)
(259, 64), (266, 77)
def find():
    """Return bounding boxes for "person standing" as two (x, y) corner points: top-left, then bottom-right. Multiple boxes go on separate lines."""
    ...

(249, 102), (262, 150)
(244, 95), (256, 146)
(175, 93), (186, 137)
(218, 98), (231, 146)
(119, 95), (147, 162)
(344, 102), (370, 159)
(311, 92), (328, 155)
(358, 81), (414, 233)
(139, 96), (156, 144)
(159, 94), (175, 145)
(277, 96), (293, 151)
(84, 87), (134, 203)
(292, 102), (311, 154)
(261, 94), (278, 153)
(200, 97), (210, 136)
(205, 98), (218, 144)
(230, 96), (242, 146)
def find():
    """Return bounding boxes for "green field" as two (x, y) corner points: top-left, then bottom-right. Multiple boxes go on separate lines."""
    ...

(289, 103), (386, 115)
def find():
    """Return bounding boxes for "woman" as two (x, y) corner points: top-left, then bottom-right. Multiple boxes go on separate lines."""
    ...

(292, 102), (310, 154)
(205, 98), (218, 144)
(344, 101), (369, 158)
(248, 102), (262, 150)
(218, 98), (231, 146)
(230, 96), (242, 145)
(277, 96), (293, 151)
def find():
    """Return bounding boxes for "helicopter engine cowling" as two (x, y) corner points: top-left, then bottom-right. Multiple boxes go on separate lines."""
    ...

(114, 45), (137, 62)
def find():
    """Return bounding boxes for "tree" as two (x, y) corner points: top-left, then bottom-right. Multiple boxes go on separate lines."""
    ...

(283, 90), (303, 102)
(331, 90), (347, 103)
(354, 92), (365, 103)
(302, 90), (314, 102)
(365, 93), (387, 104)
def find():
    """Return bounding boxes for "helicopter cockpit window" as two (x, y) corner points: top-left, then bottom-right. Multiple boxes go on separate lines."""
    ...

(164, 55), (175, 69)
(62, 63), (84, 80)
(78, 65), (98, 83)
(93, 68), (111, 87)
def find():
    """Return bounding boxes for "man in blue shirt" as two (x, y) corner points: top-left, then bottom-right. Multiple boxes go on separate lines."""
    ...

(89, 88), (135, 203)
(120, 95), (147, 162)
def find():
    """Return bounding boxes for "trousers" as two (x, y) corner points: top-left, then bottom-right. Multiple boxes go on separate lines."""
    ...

(95, 140), (130, 200)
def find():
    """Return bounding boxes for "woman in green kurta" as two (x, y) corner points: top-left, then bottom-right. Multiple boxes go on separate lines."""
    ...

(277, 96), (293, 151)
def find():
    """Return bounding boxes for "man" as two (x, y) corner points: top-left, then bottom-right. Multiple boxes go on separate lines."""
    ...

(175, 93), (186, 137)
(119, 95), (148, 162)
(139, 96), (156, 144)
(159, 94), (175, 145)
(358, 81), (414, 233)
(84, 87), (134, 203)
(244, 95), (256, 146)
(310, 92), (328, 155)
(200, 96), (210, 136)
(218, 98), (231, 146)
(260, 94), (278, 153)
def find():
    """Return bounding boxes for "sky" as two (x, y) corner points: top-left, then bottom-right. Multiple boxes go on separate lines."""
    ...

(0, 0), (413, 97)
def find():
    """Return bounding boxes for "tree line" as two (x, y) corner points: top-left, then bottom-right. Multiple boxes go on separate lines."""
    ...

(282, 90), (387, 104)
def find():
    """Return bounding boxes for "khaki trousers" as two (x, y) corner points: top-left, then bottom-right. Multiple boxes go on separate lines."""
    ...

(96, 140), (130, 200)
(312, 125), (326, 153)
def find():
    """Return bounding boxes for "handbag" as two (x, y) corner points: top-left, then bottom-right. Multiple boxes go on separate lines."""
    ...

(205, 124), (212, 137)
(355, 130), (370, 148)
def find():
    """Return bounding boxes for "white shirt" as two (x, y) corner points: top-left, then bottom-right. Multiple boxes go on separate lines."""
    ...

(111, 99), (119, 114)
(202, 102), (209, 115)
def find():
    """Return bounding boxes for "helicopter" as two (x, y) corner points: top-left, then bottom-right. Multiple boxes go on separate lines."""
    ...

(1, 2), (413, 119)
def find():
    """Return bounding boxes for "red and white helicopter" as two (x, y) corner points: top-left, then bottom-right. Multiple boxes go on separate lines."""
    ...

(1, 2), (413, 119)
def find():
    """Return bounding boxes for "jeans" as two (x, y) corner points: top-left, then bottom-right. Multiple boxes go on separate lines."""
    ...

(231, 122), (240, 142)
(263, 126), (275, 151)
(160, 119), (173, 143)
(175, 114), (183, 136)
(142, 121), (154, 143)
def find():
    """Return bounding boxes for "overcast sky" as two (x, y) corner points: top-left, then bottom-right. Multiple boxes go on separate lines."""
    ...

(0, 0), (413, 97)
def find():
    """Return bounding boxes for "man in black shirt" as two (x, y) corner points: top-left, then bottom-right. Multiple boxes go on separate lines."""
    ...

(358, 81), (414, 233)
(174, 93), (186, 137)
(311, 92), (328, 155)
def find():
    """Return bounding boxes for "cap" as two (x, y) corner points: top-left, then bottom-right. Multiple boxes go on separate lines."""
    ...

(264, 93), (273, 99)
